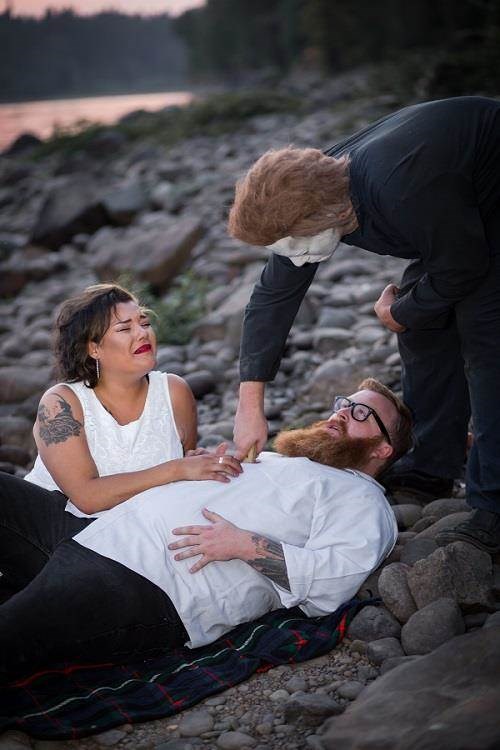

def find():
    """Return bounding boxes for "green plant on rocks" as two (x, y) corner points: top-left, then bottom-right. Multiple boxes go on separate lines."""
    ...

(117, 271), (208, 346)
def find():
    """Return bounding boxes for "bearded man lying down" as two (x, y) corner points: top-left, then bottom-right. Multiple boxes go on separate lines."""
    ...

(0, 378), (412, 677)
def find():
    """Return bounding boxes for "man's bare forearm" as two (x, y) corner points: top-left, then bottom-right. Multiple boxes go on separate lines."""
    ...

(243, 532), (291, 591)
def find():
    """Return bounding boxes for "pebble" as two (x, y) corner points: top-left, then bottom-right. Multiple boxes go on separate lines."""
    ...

(366, 637), (404, 665)
(178, 710), (214, 737)
(216, 731), (256, 749)
(284, 693), (344, 727)
(95, 729), (128, 746)
(336, 680), (365, 700)
(269, 689), (290, 701)
(285, 674), (309, 693)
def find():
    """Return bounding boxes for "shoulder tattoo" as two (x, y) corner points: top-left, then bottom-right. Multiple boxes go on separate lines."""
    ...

(38, 393), (83, 446)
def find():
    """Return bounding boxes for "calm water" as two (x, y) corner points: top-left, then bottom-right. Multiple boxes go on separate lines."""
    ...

(0, 90), (194, 151)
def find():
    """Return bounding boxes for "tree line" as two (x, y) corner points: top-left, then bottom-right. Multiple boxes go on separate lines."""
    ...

(1, 1), (498, 102)
(0, 10), (187, 102)
(172, 0), (499, 82)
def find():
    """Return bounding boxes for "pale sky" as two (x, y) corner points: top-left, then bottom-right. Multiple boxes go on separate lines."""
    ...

(4, 0), (205, 16)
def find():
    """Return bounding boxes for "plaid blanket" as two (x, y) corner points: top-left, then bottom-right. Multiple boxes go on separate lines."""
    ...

(1, 600), (364, 740)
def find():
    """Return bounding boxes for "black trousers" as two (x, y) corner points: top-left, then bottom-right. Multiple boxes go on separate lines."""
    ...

(0, 473), (187, 676)
(396, 210), (500, 514)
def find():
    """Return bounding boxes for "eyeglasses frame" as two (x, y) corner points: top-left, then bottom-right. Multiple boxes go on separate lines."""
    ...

(332, 396), (392, 446)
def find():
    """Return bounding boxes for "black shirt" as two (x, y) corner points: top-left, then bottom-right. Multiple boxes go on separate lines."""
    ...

(240, 96), (500, 382)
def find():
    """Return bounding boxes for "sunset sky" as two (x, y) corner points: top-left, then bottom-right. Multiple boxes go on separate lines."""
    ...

(4, 0), (205, 15)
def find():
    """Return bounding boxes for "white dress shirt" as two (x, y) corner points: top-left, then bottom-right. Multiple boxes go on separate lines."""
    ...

(73, 452), (397, 647)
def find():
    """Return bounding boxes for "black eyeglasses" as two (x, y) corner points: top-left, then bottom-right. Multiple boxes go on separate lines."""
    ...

(332, 396), (392, 446)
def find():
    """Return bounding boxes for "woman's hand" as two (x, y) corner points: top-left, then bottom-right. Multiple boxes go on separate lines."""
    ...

(177, 443), (242, 483)
(169, 508), (251, 572)
(374, 284), (407, 333)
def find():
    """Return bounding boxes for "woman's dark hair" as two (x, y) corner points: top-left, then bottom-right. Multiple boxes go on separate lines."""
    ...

(54, 283), (139, 388)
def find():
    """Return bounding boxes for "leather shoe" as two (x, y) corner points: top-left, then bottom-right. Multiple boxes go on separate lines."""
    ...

(436, 509), (500, 554)
(380, 469), (454, 502)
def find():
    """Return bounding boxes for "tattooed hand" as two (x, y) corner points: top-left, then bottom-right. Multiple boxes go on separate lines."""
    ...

(169, 509), (291, 590)
(37, 393), (83, 445)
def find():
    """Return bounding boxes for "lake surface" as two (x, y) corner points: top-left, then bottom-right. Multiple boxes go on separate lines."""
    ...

(0, 90), (194, 151)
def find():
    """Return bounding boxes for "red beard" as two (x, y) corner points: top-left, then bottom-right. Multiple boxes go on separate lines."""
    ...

(273, 419), (383, 471)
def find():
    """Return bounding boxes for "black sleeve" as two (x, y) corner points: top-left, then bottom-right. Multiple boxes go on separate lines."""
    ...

(239, 252), (318, 381)
(390, 173), (490, 330)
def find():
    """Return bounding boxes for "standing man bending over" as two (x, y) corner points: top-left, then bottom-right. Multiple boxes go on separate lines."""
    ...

(228, 96), (500, 553)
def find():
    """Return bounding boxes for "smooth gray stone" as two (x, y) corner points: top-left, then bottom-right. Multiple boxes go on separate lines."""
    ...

(347, 606), (401, 642)
(401, 597), (465, 655)
(184, 370), (216, 399)
(155, 740), (195, 750)
(0, 366), (51, 404)
(367, 637), (404, 666)
(379, 655), (421, 675)
(414, 512), (472, 540)
(284, 693), (343, 727)
(422, 497), (471, 520)
(178, 710), (214, 737)
(400, 537), (438, 565)
(216, 732), (256, 749)
(95, 729), (127, 746)
(31, 175), (108, 249)
(483, 611), (500, 629)
(336, 681), (365, 700)
(392, 504), (423, 530)
(284, 674), (309, 693)
(378, 563), (417, 623)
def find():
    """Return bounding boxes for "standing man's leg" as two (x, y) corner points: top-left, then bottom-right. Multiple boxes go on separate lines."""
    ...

(437, 212), (500, 552)
(383, 261), (470, 498)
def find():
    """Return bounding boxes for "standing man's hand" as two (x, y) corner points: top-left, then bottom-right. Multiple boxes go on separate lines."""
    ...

(233, 381), (268, 461)
(374, 284), (407, 333)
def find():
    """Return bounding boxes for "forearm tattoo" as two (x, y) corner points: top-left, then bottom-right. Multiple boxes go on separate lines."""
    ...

(247, 534), (291, 591)
(38, 394), (83, 445)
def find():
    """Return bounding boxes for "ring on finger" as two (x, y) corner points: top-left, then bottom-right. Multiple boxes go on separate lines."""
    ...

(218, 456), (224, 465)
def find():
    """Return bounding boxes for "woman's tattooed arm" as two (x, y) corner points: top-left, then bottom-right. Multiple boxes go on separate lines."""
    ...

(246, 534), (291, 591)
(37, 393), (83, 445)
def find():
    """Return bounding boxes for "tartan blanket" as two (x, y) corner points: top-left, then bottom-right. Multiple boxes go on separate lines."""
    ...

(0, 599), (364, 740)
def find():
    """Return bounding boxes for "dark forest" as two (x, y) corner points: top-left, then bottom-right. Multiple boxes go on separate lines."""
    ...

(1, 0), (499, 102)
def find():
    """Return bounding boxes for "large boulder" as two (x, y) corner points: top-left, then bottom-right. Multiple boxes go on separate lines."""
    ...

(90, 216), (203, 291)
(0, 416), (34, 451)
(307, 359), (367, 403)
(320, 625), (500, 750)
(31, 176), (108, 249)
(407, 542), (494, 611)
(3, 132), (42, 156)
(0, 247), (68, 298)
(101, 181), (149, 226)
(401, 597), (465, 655)
(0, 366), (51, 403)
(195, 283), (255, 345)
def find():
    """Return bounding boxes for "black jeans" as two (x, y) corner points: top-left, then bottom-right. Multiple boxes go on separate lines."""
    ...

(0, 472), (187, 676)
(396, 210), (500, 514)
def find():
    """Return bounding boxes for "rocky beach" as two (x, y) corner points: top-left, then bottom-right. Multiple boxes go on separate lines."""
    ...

(0, 67), (499, 750)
